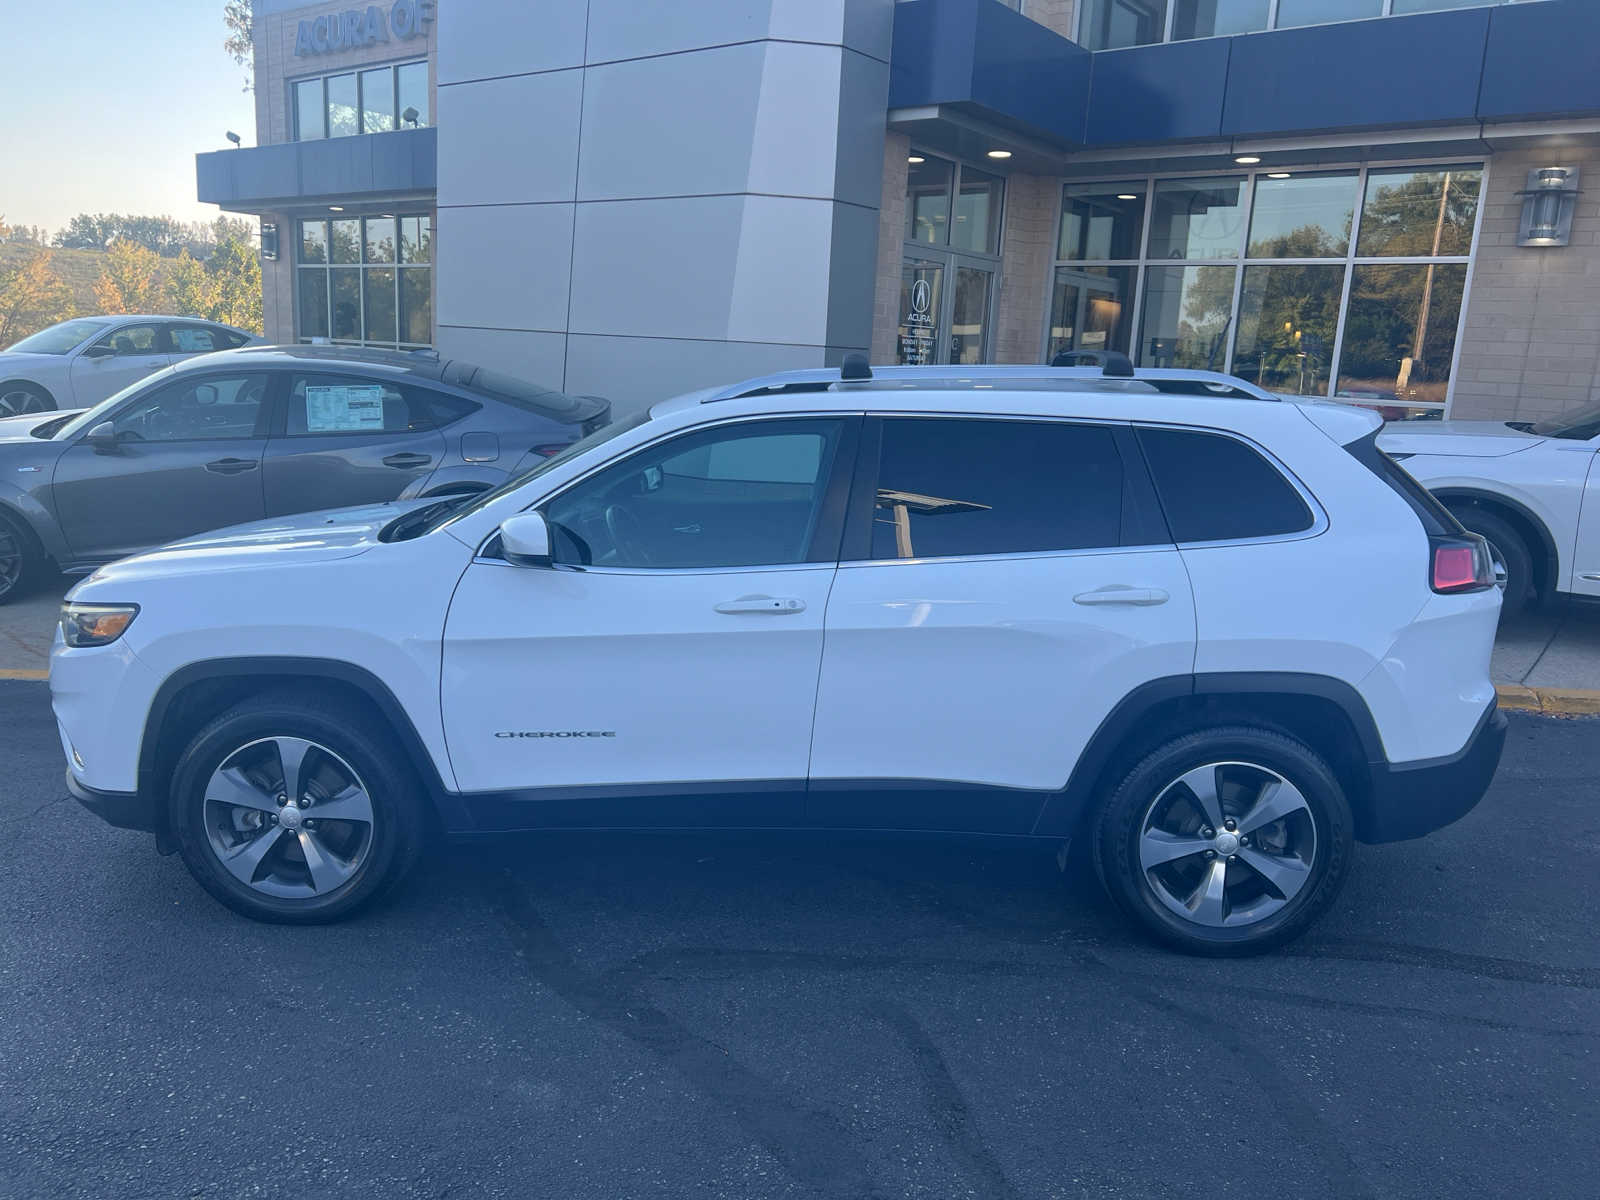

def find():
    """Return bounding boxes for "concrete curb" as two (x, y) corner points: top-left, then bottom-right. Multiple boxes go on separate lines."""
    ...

(1496, 684), (1600, 717)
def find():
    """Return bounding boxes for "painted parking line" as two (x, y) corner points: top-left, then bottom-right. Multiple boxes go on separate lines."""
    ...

(0, 669), (47, 681)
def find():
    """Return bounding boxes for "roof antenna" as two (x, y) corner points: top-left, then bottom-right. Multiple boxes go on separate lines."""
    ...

(840, 352), (873, 381)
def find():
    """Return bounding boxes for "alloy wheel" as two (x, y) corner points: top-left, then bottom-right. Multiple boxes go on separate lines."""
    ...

(202, 737), (376, 899)
(0, 388), (45, 417)
(0, 525), (23, 595)
(1138, 760), (1317, 929)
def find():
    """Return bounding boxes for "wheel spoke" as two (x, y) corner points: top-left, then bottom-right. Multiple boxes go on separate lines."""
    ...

(308, 782), (373, 825)
(1185, 858), (1230, 926)
(298, 830), (356, 893)
(1237, 847), (1310, 901)
(206, 766), (280, 814)
(1174, 765), (1226, 830)
(1236, 779), (1310, 836)
(219, 826), (286, 885)
(274, 738), (315, 804)
(1140, 829), (1211, 870)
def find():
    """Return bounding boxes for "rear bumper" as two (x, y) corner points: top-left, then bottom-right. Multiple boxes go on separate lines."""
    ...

(66, 770), (159, 834)
(1360, 701), (1507, 843)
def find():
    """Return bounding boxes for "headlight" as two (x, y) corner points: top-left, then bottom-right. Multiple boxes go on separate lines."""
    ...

(60, 603), (140, 647)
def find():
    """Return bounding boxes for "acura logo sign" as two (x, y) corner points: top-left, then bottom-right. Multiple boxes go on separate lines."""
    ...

(912, 279), (932, 315)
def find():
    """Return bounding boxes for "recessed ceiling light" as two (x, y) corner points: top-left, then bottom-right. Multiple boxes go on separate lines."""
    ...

(986, 150), (1013, 159)
(1267, 172), (1292, 179)
(1116, 193), (1138, 200)
(907, 155), (925, 164)
(329, 205), (344, 212)
(1235, 155), (1262, 165)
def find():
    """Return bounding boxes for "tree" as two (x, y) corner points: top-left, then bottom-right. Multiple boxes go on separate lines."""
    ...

(93, 239), (164, 313)
(224, 1), (254, 92)
(55, 213), (119, 252)
(206, 234), (263, 333)
(0, 250), (75, 346)
(164, 250), (218, 318)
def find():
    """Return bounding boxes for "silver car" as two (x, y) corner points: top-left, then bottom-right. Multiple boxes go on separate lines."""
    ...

(0, 315), (262, 415)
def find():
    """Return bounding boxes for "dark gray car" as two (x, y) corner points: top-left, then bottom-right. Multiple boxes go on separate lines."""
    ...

(0, 345), (608, 602)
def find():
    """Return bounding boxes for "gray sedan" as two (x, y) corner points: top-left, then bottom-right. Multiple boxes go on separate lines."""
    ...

(0, 345), (608, 602)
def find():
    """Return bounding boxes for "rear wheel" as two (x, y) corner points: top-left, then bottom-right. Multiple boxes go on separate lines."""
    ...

(1092, 726), (1354, 955)
(169, 692), (428, 923)
(1450, 508), (1533, 618)
(0, 383), (52, 416)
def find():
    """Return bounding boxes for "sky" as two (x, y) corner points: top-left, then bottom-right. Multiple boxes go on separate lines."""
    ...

(0, 1), (258, 234)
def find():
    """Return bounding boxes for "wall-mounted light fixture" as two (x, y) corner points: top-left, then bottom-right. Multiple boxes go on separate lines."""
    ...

(1517, 166), (1581, 247)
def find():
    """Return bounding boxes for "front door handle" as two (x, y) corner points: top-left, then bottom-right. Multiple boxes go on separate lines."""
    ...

(383, 452), (433, 468)
(205, 457), (258, 475)
(1073, 585), (1169, 607)
(715, 595), (807, 615)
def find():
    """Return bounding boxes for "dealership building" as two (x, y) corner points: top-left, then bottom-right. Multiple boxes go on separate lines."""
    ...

(199, 0), (1600, 422)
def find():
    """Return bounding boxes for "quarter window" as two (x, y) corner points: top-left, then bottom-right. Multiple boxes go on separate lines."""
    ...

(868, 419), (1125, 559)
(1135, 427), (1313, 543)
(544, 420), (845, 569)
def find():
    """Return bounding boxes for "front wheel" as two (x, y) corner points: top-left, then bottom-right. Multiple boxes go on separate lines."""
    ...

(169, 692), (428, 923)
(1092, 727), (1354, 955)
(0, 383), (52, 417)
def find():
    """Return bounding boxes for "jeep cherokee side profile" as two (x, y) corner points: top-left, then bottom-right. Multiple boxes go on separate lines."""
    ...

(52, 361), (1506, 954)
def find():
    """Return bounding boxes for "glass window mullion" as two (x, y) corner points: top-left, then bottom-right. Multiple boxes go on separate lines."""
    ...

(1326, 260), (1357, 400)
(1221, 171), (1256, 373)
(1126, 178), (1157, 360)
(1267, 0), (1280, 29)
(1162, 0), (1177, 42)
(1443, 154), (1492, 416)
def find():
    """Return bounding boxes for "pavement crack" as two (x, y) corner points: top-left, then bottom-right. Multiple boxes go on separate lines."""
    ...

(489, 871), (890, 1198)
(1293, 938), (1598, 990)
(872, 1002), (1022, 1200)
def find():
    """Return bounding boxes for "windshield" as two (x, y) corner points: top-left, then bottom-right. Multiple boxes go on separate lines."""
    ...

(6, 318), (113, 355)
(1530, 401), (1600, 441)
(389, 409), (653, 542)
(52, 369), (177, 441)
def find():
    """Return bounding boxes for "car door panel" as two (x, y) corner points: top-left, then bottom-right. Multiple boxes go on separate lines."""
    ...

(806, 416), (1196, 833)
(67, 324), (172, 405)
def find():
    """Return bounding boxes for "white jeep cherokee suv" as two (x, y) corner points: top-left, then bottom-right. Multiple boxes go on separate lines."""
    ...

(52, 361), (1506, 953)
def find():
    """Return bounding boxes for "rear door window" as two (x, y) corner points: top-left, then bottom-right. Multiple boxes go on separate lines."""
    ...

(864, 418), (1126, 559)
(283, 373), (456, 435)
(1136, 426), (1314, 543)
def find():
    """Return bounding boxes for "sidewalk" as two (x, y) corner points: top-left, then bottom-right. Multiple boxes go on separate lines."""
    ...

(4, 572), (1599, 698)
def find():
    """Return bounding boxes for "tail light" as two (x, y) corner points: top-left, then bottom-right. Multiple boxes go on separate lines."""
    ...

(1429, 534), (1495, 594)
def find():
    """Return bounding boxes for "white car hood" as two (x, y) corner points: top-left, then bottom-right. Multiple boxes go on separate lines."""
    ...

(0, 351), (58, 372)
(1377, 419), (1545, 458)
(77, 499), (435, 588)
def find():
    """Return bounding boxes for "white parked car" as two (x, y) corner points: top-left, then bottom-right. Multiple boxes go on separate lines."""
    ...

(0, 316), (261, 415)
(1379, 402), (1600, 616)
(52, 360), (1505, 953)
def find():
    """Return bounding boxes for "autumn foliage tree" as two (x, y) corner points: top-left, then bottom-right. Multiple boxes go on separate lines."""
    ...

(0, 248), (75, 346)
(93, 239), (164, 313)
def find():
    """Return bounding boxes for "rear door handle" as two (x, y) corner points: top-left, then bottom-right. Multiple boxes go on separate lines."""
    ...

(383, 452), (433, 468)
(205, 457), (258, 475)
(1073, 585), (1169, 607)
(715, 595), (807, 615)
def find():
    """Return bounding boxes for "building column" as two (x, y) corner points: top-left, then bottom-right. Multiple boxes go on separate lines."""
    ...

(993, 173), (1058, 365)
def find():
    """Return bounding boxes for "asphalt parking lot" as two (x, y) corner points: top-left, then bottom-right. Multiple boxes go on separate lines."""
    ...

(1, 681), (1595, 1199)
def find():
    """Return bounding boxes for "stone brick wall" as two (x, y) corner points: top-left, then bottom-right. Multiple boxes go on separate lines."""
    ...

(1021, 0), (1077, 40)
(1451, 146), (1600, 422)
(871, 132), (911, 364)
(993, 173), (1057, 364)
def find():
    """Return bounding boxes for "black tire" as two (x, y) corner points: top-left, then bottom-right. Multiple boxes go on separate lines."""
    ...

(0, 382), (54, 416)
(169, 690), (429, 923)
(1091, 726), (1354, 956)
(0, 511), (37, 605)
(1450, 507), (1533, 619)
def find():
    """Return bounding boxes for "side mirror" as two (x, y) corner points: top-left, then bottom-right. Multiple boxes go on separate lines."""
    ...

(80, 343), (115, 360)
(86, 421), (119, 452)
(499, 512), (553, 567)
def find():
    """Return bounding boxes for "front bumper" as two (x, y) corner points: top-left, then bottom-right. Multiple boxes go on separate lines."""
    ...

(66, 770), (160, 834)
(1360, 701), (1508, 843)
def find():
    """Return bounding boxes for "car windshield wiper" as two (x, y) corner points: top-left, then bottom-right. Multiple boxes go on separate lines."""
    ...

(381, 495), (475, 543)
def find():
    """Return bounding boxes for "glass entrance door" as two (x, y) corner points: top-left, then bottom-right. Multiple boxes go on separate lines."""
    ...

(899, 254), (995, 365)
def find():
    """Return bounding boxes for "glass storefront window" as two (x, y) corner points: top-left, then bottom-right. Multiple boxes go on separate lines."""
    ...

(1059, 184), (1146, 261)
(1356, 166), (1481, 258)
(360, 67), (394, 134)
(297, 216), (433, 349)
(363, 268), (398, 344)
(1172, 0), (1270, 39)
(300, 221), (327, 264)
(1336, 263), (1468, 408)
(1149, 178), (1246, 260)
(400, 216), (432, 264)
(397, 62), (429, 127)
(1138, 265), (1236, 370)
(364, 217), (396, 264)
(293, 79), (325, 140)
(1049, 266), (1136, 361)
(1274, 0), (1383, 27)
(326, 74), (358, 139)
(907, 156), (955, 245)
(1246, 172), (1357, 258)
(329, 219), (360, 264)
(1232, 264), (1343, 395)
(953, 166), (1003, 255)
(330, 270), (361, 340)
(1078, 0), (1170, 50)
(400, 270), (431, 344)
(298, 270), (329, 339)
